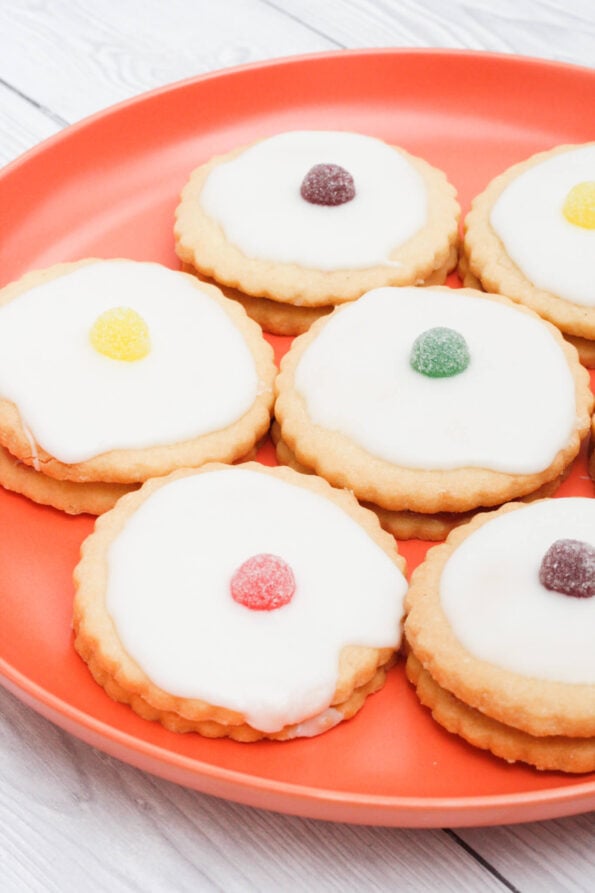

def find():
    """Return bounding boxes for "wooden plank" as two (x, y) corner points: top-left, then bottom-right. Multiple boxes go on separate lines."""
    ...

(0, 685), (508, 892)
(0, 83), (62, 167)
(275, 0), (595, 68)
(454, 818), (595, 893)
(0, 0), (333, 124)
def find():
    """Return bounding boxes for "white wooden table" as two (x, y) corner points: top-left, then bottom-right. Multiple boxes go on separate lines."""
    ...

(0, 2), (593, 890)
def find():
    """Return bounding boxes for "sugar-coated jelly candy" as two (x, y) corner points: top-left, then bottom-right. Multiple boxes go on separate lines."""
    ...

(410, 327), (470, 378)
(300, 163), (356, 206)
(230, 553), (296, 611)
(539, 538), (595, 599)
(562, 181), (595, 229)
(90, 307), (151, 361)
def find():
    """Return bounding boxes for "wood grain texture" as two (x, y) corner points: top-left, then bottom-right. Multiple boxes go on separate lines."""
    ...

(457, 816), (595, 893)
(0, 0), (332, 124)
(0, 83), (61, 167)
(274, 0), (595, 67)
(0, 2), (594, 891)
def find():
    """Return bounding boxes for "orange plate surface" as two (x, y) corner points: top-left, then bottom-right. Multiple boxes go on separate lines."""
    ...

(0, 49), (594, 827)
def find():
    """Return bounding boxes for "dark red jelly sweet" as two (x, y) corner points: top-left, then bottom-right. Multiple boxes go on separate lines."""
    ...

(300, 163), (356, 206)
(538, 538), (595, 599)
(230, 553), (296, 610)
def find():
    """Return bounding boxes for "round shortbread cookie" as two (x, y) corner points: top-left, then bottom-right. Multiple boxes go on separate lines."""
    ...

(174, 131), (460, 322)
(0, 440), (261, 516)
(405, 652), (595, 774)
(274, 286), (593, 519)
(0, 443), (136, 515)
(271, 423), (568, 541)
(405, 498), (595, 744)
(0, 260), (276, 491)
(182, 244), (457, 336)
(73, 462), (408, 740)
(463, 143), (595, 345)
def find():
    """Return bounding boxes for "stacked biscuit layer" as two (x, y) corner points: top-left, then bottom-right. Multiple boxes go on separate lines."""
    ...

(462, 143), (595, 368)
(274, 286), (593, 541)
(0, 259), (276, 514)
(405, 499), (595, 773)
(175, 131), (460, 335)
(73, 463), (408, 741)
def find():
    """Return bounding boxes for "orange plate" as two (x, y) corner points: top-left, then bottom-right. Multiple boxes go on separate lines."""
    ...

(0, 49), (594, 827)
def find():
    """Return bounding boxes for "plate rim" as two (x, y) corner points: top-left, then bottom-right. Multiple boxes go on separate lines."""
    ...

(2, 45), (594, 181)
(2, 657), (594, 825)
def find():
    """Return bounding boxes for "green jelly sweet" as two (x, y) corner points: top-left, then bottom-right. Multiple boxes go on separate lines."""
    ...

(410, 326), (470, 378)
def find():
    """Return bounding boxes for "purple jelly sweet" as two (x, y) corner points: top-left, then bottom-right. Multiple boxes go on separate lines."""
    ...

(538, 538), (595, 599)
(300, 163), (356, 206)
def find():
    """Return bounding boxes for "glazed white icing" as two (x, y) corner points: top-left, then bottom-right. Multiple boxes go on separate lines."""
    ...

(0, 261), (262, 464)
(490, 144), (595, 307)
(199, 130), (427, 271)
(106, 467), (407, 733)
(293, 287), (576, 473)
(440, 498), (595, 684)
(283, 708), (343, 739)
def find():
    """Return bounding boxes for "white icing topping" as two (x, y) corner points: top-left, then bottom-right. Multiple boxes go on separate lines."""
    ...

(0, 261), (262, 464)
(490, 144), (595, 307)
(284, 708), (343, 739)
(199, 130), (427, 271)
(293, 287), (576, 473)
(106, 467), (407, 733)
(440, 498), (595, 684)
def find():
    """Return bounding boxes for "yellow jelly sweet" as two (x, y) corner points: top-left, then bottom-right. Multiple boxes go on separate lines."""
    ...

(89, 307), (151, 361)
(562, 181), (595, 229)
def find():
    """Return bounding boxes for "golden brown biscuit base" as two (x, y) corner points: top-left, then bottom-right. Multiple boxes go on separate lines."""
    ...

(405, 652), (595, 774)
(456, 251), (482, 290)
(174, 141), (460, 308)
(405, 501), (595, 739)
(0, 443), (137, 514)
(181, 264), (334, 336)
(182, 245), (457, 336)
(0, 260), (277, 484)
(565, 334), (595, 370)
(271, 422), (567, 541)
(274, 287), (593, 515)
(458, 253), (595, 369)
(0, 441), (262, 516)
(78, 635), (392, 741)
(73, 462), (405, 740)
(463, 143), (595, 341)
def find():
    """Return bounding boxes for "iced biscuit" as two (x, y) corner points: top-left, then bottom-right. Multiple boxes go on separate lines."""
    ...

(0, 259), (276, 513)
(405, 498), (595, 773)
(274, 286), (593, 539)
(73, 462), (408, 741)
(463, 143), (595, 367)
(175, 130), (460, 334)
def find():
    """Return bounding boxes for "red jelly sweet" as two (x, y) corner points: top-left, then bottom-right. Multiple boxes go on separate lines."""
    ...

(230, 553), (296, 610)
(538, 539), (595, 599)
(300, 163), (356, 206)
